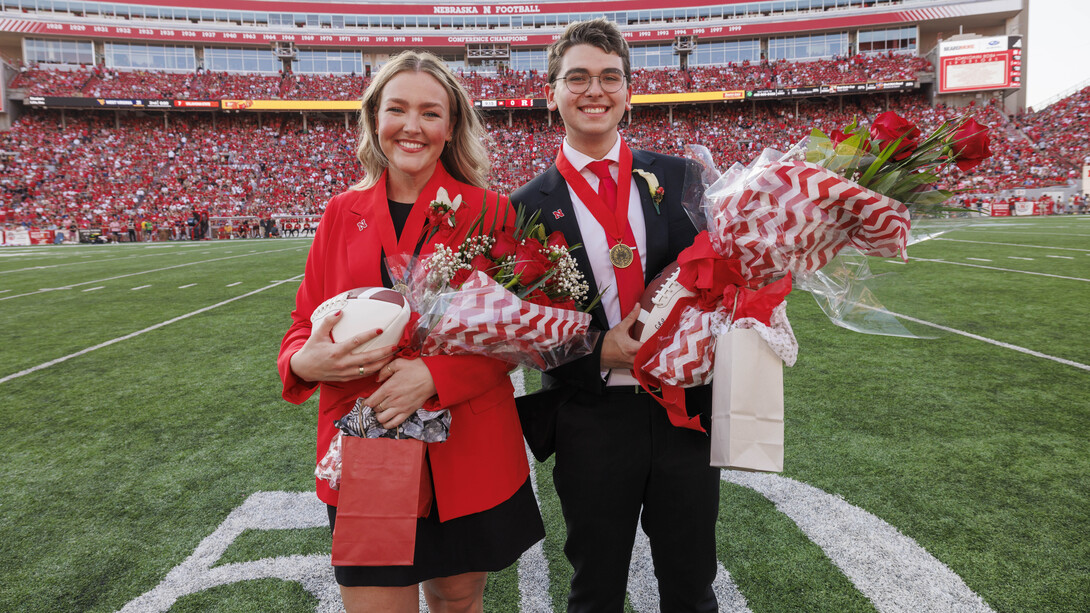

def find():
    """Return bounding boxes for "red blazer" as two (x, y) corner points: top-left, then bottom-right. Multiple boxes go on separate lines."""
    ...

(278, 162), (529, 522)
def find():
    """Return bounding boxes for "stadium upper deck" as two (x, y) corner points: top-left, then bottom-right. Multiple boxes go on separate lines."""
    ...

(0, 0), (1028, 130)
(0, 0), (1025, 97)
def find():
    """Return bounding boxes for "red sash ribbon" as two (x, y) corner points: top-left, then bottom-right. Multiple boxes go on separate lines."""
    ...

(555, 142), (645, 314)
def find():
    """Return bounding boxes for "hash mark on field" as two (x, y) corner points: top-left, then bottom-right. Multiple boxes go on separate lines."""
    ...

(0, 275), (304, 385)
(966, 258), (992, 262)
(0, 289), (9, 294)
(178, 283), (197, 289)
(131, 285), (151, 291)
(82, 286), (104, 292)
(1008, 257), (1034, 261)
(226, 282), (242, 287)
(1046, 255), (1075, 260)
(0, 246), (301, 302)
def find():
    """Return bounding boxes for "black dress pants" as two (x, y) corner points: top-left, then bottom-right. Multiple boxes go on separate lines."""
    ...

(552, 388), (721, 613)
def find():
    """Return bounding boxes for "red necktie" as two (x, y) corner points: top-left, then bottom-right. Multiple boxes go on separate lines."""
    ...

(585, 160), (643, 315)
(587, 160), (617, 212)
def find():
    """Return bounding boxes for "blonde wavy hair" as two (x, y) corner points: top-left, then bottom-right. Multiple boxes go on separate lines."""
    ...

(352, 51), (490, 191)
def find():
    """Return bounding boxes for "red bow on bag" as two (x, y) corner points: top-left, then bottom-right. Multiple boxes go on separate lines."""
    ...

(633, 231), (792, 433)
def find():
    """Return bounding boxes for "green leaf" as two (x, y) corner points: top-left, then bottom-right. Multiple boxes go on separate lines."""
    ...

(858, 134), (904, 188)
(906, 189), (955, 207)
(871, 169), (903, 195)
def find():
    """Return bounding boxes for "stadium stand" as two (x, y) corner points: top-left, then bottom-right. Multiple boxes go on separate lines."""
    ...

(0, 0), (1069, 240)
(2, 83), (1082, 238)
(10, 55), (930, 100)
(1014, 85), (1090, 170)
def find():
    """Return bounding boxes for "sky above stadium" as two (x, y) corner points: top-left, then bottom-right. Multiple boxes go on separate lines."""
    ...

(1026, 0), (1090, 109)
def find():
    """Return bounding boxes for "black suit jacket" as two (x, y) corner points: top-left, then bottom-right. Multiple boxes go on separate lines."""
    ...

(511, 148), (712, 460)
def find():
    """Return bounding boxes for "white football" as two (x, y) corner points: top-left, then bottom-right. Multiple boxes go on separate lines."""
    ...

(310, 287), (411, 354)
(630, 261), (695, 342)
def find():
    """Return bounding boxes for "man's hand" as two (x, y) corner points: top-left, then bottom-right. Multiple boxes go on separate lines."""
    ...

(600, 306), (643, 370)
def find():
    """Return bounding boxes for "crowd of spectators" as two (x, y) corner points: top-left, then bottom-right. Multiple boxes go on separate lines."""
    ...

(1014, 85), (1090, 170)
(642, 54), (932, 93)
(2, 88), (1084, 237)
(11, 53), (930, 101)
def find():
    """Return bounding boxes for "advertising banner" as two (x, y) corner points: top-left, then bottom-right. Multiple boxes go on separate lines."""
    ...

(938, 36), (1022, 93)
(26, 96), (190, 109)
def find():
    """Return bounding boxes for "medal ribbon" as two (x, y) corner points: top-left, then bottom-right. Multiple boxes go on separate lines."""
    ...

(555, 142), (645, 313)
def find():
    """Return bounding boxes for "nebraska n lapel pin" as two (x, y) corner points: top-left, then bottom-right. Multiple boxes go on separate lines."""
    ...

(552, 209), (565, 220)
(357, 219), (367, 231)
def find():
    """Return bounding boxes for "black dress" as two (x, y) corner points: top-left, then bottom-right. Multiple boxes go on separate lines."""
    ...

(326, 199), (545, 587)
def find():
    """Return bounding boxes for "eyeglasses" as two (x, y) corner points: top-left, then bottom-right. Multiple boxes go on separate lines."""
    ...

(554, 70), (627, 94)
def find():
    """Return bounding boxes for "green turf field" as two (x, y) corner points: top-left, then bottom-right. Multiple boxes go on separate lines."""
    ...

(0, 216), (1087, 612)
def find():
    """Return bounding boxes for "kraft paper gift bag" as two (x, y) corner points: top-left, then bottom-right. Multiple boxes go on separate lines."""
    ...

(709, 327), (784, 472)
(332, 436), (433, 566)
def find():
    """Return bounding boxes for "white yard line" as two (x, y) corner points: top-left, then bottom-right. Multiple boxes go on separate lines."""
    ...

(959, 229), (1090, 238)
(81, 286), (104, 292)
(0, 275), (303, 385)
(877, 308), (1090, 372)
(1046, 255), (1075, 260)
(0, 243), (273, 274)
(519, 443), (552, 613)
(966, 257), (992, 262)
(131, 285), (151, 291)
(910, 258), (1090, 283)
(1007, 256), (1034, 261)
(178, 283), (197, 289)
(226, 282), (242, 287)
(935, 238), (1090, 252)
(0, 246), (301, 302)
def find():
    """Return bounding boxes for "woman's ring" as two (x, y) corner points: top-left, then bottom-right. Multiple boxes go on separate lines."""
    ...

(358, 365), (367, 376)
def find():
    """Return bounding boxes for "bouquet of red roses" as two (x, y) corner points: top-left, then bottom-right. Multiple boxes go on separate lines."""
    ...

(632, 111), (992, 471)
(316, 205), (598, 488)
(395, 205), (598, 369)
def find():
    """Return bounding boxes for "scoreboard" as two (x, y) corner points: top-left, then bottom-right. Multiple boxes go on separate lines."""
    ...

(474, 98), (545, 109)
(937, 36), (1022, 94)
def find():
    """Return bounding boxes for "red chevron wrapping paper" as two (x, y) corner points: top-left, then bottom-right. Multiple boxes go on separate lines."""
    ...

(420, 271), (595, 370)
(709, 160), (910, 285)
(643, 305), (722, 387)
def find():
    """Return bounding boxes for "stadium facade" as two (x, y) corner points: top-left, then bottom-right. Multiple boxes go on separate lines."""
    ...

(1, 0), (1028, 128)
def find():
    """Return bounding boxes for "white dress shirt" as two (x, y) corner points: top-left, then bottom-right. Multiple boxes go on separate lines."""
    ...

(561, 137), (646, 386)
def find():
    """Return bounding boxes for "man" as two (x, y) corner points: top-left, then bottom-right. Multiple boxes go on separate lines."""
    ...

(512, 18), (720, 613)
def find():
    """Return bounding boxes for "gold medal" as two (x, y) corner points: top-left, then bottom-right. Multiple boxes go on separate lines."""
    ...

(609, 243), (634, 269)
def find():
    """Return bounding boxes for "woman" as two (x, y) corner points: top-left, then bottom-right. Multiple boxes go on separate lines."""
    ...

(278, 51), (543, 613)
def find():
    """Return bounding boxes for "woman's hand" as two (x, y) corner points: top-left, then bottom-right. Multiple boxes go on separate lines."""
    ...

(364, 358), (438, 429)
(289, 310), (396, 383)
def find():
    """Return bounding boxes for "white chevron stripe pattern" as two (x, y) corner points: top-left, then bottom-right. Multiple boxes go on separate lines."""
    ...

(647, 305), (718, 386)
(0, 18), (41, 33)
(422, 272), (592, 368)
(711, 161), (909, 284)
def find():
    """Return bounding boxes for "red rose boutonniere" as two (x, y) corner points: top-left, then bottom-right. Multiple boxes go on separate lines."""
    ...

(425, 187), (463, 241)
